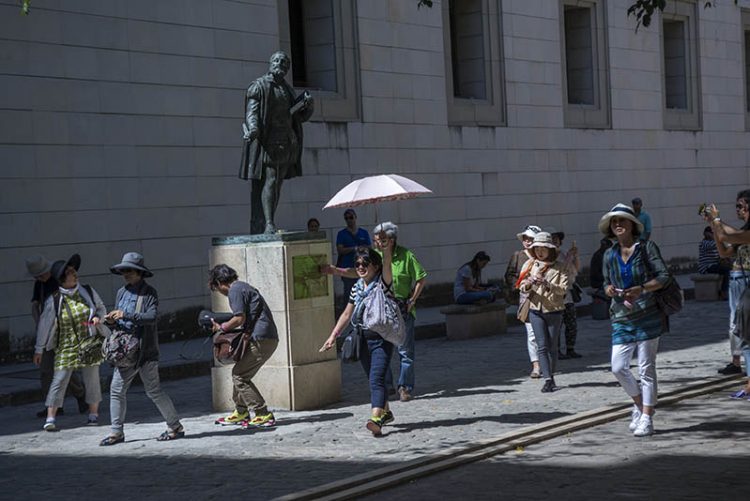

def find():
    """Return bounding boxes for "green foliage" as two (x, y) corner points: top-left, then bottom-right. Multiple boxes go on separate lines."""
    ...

(627, 0), (736, 31)
(20, 0), (30, 15)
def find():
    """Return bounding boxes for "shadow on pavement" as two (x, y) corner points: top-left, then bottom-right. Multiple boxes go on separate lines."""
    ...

(387, 411), (573, 434)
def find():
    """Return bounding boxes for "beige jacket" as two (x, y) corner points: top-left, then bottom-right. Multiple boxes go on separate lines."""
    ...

(518, 260), (570, 313)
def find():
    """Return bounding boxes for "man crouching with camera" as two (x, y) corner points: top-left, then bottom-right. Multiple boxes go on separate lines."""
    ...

(209, 264), (279, 428)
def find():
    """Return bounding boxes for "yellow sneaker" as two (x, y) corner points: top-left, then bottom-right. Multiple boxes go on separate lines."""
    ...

(215, 409), (249, 426)
(243, 412), (276, 428)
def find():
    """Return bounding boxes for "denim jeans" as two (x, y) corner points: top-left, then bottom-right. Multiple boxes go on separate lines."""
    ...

(528, 310), (562, 380)
(396, 314), (416, 391)
(109, 361), (181, 434)
(358, 331), (394, 409)
(728, 272), (747, 357)
(455, 291), (494, 305)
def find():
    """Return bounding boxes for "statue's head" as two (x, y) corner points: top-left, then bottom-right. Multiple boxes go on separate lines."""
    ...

(269, 51), (291, 80)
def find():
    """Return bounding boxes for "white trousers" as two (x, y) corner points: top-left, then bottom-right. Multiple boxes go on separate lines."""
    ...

(611, 337), (660, 407)
(526, 322), (538, 363)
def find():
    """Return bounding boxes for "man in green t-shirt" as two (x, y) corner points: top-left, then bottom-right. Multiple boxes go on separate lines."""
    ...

(372, 222), (427, 401)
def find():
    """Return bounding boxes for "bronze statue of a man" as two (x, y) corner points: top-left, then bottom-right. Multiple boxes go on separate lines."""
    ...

(240, 51), (314, 234)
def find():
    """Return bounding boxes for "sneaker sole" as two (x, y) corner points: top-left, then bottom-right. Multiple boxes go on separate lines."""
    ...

(366, 421), (382, 436)
(215, 420), (245, 426)
(243, 420), (276, 429)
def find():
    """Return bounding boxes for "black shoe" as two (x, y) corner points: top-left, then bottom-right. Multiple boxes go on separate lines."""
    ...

(77, 396), (88, 414)
(566, 350), (582, 359)
(718, 363), (743, 375)
(541, 380), (555, 393)
(558, 352), (570, 360)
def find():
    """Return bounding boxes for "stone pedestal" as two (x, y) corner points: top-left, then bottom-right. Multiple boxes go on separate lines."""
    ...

(209, 231), (341, 411)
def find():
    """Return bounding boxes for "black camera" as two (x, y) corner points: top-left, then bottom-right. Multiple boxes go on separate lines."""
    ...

(698, 203), (711, 217)
(198, 310), (237, 334)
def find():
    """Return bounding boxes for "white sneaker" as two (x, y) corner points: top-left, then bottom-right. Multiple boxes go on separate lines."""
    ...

(633, 414), (654, 437)
(628, 406), (642, 432)
(43, 420), (56, 432)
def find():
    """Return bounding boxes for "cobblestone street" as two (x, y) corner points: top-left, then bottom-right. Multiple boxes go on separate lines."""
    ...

(0, 300), (747, 500)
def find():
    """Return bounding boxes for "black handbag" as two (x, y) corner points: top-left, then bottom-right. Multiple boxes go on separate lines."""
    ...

(639, 243), (683, 316)
(340, 326), (363, 363)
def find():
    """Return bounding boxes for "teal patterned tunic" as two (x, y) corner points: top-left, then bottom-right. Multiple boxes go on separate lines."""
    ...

(602, 240), (672, 345)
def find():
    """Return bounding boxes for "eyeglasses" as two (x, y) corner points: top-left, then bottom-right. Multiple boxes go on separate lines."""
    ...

(354, 260), (370, 269)
(120, 268), (136, 273)
(345, 216), (355, 220)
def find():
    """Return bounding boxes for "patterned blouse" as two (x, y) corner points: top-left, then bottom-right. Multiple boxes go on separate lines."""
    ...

(732, 244), (750, 272)
(603, 240), (672, 345)
(55, 291), (103, 369)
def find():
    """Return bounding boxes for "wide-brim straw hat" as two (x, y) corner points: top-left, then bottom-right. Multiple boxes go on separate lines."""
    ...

(25, 255), (52, 277)
(598, 203), (644, 235)
(530, 232), (557, 249)
(516, 224), (542, 241)
(50, 253), (81, 282)
(110, 252), (153, 277)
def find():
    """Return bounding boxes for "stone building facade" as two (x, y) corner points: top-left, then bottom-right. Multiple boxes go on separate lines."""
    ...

(1, 0), (750, 353)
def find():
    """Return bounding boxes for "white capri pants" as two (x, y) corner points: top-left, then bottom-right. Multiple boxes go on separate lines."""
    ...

(526, 322), (539, 363)
(45, 366), (101, 409)
(611, 338), (660, 407)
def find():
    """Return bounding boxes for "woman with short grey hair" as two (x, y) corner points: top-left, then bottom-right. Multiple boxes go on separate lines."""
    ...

(371, 222), (427, 402)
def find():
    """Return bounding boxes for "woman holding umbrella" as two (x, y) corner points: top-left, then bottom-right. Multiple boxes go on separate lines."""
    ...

(320, 240), (395, 436)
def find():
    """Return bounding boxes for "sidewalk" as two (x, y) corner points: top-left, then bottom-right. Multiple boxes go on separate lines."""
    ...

(0, 275), (697, 407)
(0, 290), (741, 500)
(370, 388), (750, 500)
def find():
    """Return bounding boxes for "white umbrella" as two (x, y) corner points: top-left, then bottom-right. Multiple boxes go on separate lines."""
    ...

(323, 174), (432, 210)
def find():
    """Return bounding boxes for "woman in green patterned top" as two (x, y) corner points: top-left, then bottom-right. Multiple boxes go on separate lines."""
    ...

(33, 254), (107, 431)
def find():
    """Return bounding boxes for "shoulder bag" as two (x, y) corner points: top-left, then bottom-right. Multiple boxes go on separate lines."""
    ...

(102, 294), (143, 369)
(639, 243), (683, 316)
(361, 280), (406, 346)
(212, 297), (262, 365)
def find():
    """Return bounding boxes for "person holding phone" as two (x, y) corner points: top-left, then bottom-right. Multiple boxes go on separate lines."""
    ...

(601, 204), (670, 437)
(99, 252), (184, 446)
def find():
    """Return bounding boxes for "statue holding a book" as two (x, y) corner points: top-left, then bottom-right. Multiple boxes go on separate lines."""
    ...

(240, 51), (315, 234)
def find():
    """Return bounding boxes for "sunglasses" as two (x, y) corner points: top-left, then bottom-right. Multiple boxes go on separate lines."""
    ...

(354, 260), (371, 269)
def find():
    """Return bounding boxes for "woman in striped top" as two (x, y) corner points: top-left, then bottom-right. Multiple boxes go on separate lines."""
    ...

(320, 241), (395, 436)
(601, 204), (671, 437)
